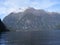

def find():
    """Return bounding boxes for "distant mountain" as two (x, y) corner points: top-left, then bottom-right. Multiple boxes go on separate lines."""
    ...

(3, 8), (60, 31)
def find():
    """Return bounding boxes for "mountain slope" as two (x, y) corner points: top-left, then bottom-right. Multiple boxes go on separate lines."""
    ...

(3, 8), (60, 31)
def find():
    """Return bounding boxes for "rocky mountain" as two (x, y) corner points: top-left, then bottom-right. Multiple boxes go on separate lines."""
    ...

(3, 8), (60, 31)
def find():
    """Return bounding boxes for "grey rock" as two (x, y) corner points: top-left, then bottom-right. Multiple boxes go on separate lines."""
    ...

(3, 8), (60, 31)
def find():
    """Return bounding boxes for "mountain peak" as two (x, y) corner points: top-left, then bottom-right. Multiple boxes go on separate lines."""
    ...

(3, 8), (60, 31)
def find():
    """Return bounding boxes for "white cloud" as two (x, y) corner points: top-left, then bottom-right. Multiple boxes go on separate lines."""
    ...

(0, 0), (29, 19)
(0, 0), (30, 13)
(30, 0), (58, 9)
(0, 0), (60, 20)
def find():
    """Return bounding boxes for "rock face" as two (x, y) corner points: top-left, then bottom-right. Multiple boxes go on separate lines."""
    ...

(3, 8), (60, 31)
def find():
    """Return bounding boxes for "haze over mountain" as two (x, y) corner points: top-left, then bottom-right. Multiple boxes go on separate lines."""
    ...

(3, 8), (60, 31)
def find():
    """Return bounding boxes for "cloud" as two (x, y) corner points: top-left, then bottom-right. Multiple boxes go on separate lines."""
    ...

(30, 0), (59, 9)
(0, 0), (29, 20)
(0, 0), (60, 20)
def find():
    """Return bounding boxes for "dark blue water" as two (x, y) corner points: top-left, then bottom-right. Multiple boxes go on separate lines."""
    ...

(0, 30), (60, 45)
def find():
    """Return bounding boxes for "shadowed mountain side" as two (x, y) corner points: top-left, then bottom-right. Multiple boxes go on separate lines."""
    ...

(0, 19), (9, 34)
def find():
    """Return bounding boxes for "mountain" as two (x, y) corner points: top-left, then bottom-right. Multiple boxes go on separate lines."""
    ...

(0, 19), (9, 34)
(3, 8), (60, 31)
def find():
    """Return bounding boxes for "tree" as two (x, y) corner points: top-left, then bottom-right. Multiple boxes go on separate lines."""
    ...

(0, 19), (9, 34)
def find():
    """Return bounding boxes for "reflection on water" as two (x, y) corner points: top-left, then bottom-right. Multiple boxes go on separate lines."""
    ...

(0, 32), (7, 45)
(0, 39), (6, 45)
(0, 30), (60, 45)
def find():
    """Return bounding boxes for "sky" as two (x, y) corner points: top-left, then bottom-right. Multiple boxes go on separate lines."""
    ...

(0, 0), (60, 20)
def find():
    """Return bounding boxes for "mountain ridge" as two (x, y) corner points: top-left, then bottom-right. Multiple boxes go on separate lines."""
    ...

(3, 8), (60, 31)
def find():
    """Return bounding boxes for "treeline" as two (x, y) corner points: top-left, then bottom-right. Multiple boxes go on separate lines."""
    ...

(0, 19), (9, 34)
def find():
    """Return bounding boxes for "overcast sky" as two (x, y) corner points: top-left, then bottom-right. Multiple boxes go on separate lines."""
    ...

(0, 0), (60, 20)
